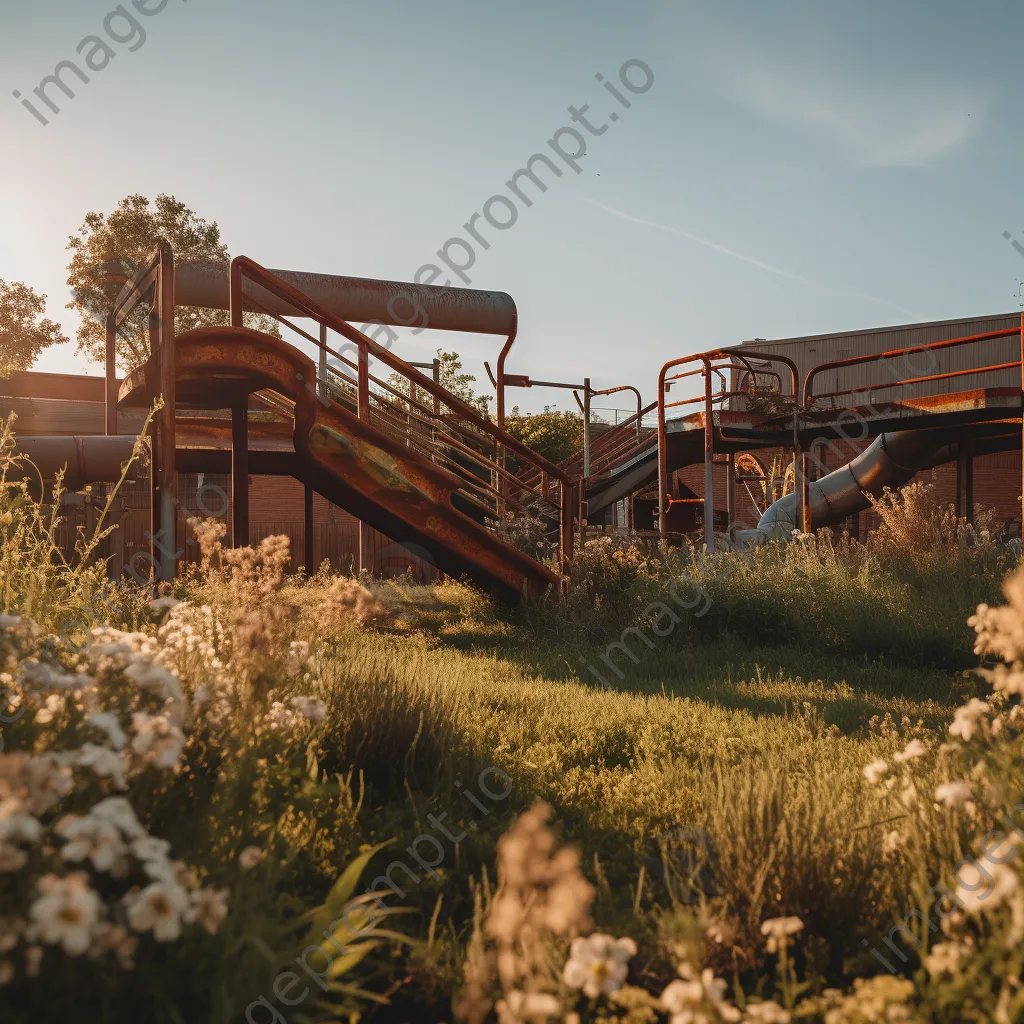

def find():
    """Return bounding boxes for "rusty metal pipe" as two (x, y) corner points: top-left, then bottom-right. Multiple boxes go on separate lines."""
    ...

(177, 260), (518, 337)
(11, 436), (138, 490)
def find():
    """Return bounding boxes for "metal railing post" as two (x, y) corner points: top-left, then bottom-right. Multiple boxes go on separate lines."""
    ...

(703, 358), (714, 552)
(582, 377), (592, 478)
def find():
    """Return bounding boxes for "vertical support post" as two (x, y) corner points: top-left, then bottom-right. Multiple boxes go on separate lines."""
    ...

(657, 374), (669, 538)
(147, 247), (178, 585)
(356, 341), (371, 574)
(318, 323), (328, 402)
(582, 378), (592, 477)
(304, 482), (314, 573)
(559, 478), (573, 582)
(703, 359), (715, 552)
(1020, 313), (1023, 543)
(796, 380), (809, 534)
(726, 452), (735, 527)
(231, 397), (249, 548)
(432, 358), (441, 415)
(956, 439), (975, 523)
(104, 313), (117, 436)
(357, 343), (370, 420)
(157, 248), (177, 584)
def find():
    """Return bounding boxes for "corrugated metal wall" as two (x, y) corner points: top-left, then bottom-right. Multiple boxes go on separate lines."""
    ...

(736, 312), (1021, 403)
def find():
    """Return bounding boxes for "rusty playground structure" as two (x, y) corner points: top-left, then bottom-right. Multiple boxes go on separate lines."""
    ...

(3, 245), (1023, 601)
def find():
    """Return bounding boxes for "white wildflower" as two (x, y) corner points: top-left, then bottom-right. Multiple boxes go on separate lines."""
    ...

(131, 712), (186, 770)
(185, 887), (229, 935)
(55, 814), (126, 873)
(238, 846), (264, 871)
(131, 835), (171, 865)
(34, 694), (66, 724)
(744, 1002), (791, 1022)
(562, 933), (636, 997)
(935, 781), (973, 807)
(882, 830), (904, 855)
(949, 699), (990, 742)
(894, 738), (928, 763)
(496, 989), (562, 1021)
(761, 916), (804, 954)
(125, 880), (190, 941)
(89, 797), (144, 840)
(86, 712), (127, 750)
(924, 941), (970, 976)
(289, 695), (327, 724)
(29, 873), (101, 956)
(955, 860), (1019, 915)
(75, 744), (128, 789)
(863, 760), (888, 784)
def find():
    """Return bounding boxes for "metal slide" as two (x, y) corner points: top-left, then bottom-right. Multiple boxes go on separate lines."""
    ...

(754, 430), (945, 539)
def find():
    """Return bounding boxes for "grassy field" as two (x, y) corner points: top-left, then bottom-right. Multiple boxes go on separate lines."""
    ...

(2, 434), (1023, 1023)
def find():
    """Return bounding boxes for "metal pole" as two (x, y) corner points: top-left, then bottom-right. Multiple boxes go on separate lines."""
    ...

(657, 376), (669, 538)
(559, 478), (573, 582)
(1020, 313), (1023, 544)
(726, 452), (735, 527)
(231, 398), (249, 548)
(357, 341), (371, 573)
(104, 313), (117, 436)
(318, 323), (327, 401)
(304, 482), (314, 572)
(582, 377), (591, 477)
(703, 359), (714, 552)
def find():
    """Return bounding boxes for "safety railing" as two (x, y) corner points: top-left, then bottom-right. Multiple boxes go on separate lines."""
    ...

(657, 348), (800, 548)
(228, 257), (575, 572)
(799, 320), (1024, 534)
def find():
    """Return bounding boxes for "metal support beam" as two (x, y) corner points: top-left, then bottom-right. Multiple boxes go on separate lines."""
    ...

(318, 323), (327, 402)
(304, 482), (314, 573)
(956, 439), (974, 523)
(582, 377), (592, 478)
(149, 246), (177, 584)
(104, 313), (117, 436)
(703, 359), (715, 551)
(231, 398), (249, 548)
(358, 522), (372, 576)
(726, 452), (735, 527)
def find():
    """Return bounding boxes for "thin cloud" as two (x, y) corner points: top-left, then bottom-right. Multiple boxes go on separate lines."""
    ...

(701, 45), (993, 167)
(581, 197), (916, 318)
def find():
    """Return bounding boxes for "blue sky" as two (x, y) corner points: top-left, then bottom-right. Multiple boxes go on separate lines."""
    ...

(2, 0), (1023, 414)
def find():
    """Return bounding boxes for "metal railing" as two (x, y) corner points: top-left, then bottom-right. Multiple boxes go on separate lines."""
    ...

(228, 257), (575, 573)
(657, 348), (800, 549)
(799, 320), (1024, 534)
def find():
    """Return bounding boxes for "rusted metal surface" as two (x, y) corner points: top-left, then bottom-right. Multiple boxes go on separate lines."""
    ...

(657, 349), (799, 545)
(739, 313), (1022, 403)
(176, 260), (518, 336)
(11, 435), (137, 489)
(119, 322), (563, 602)
(802, 323), (1024, 536)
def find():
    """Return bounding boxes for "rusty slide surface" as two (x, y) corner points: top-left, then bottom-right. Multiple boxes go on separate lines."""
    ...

(124, 326), (561, 602)
(755, 430), (944, 538)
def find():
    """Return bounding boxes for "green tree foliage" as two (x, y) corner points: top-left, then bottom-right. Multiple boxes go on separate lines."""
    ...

(504, 405), (583, 465)
(387, 348), (491, 416)
(66, 193), (277, 374)
(0, 280), (68, 379)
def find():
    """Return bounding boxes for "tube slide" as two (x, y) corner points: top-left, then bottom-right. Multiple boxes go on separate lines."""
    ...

(753, 430), (945, 539)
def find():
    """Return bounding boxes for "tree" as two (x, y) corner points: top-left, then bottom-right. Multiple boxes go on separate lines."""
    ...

(387, 349), (492, 416)
(0, 280), (68, 379)
(504, 406), (583, 465)
(66, 193), (276, 374)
